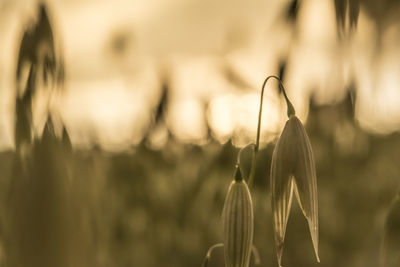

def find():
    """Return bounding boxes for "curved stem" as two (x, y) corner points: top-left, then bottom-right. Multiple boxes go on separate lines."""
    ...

(248, 75), (295, 187)
(201, 243), (223, 267)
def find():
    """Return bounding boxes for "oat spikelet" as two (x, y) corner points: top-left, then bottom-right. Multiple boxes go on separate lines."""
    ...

(202, 165), (257, 267)
(222, 166), (254, 267)
(271, 115), (319, 266)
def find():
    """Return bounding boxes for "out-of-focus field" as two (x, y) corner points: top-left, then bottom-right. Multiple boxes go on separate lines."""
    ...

(1, 94), (400, 267)
(0, 1), (400, 267)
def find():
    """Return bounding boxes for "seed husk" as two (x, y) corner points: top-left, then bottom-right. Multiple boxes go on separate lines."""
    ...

(271, 115), (319, 266)
(222, 167), (254, 267)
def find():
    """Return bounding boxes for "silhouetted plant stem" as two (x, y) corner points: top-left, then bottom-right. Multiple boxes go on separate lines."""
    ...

(248, 75), (295, 187)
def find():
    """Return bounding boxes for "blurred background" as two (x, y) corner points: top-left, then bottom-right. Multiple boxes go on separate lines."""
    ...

(0, 0), (400, 266)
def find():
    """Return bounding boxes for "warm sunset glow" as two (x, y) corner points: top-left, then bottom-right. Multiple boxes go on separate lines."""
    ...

(2, 1), (400, 267)
(0, 0), (400, 150)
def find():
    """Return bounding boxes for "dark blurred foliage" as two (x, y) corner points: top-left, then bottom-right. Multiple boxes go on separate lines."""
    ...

(381, 193), (400, 267)
(15, 4), (64, 90)
(16, 5), (55, 82)
(2, 3), (76, 267)
(333, 0), (400, 38)
(14, 66), (34, 152)
(144, 72), (171, 143)
(14, 3), (64, 156)
(3, 85), (400, 267)
(334, 0), (359, 33)
(285, 0), (299, 23)
(5, 119), (73, 267)
(361, 0), (400, 25)
(278, 61), (286, 84)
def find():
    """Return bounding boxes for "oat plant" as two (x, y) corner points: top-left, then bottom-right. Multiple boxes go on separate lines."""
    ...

(202, 75), (319, 267)
(250, 75), (319, 266)
(201, 157), (260, 267)
(245, 75), (319, 266)
(264, 76), (319, 266)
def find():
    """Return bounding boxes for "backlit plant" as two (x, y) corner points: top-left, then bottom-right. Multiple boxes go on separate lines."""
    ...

(202, 75), (319, 267)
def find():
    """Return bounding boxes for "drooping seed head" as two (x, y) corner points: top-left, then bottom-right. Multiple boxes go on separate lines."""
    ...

(222, 167), (254, 267)
(270, 115), (319, 266)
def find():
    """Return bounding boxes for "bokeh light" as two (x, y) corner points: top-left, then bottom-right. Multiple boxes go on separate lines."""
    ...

(1, 1), (400, 267)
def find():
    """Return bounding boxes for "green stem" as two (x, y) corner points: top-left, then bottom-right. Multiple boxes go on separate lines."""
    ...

(247, 75), (295, 187)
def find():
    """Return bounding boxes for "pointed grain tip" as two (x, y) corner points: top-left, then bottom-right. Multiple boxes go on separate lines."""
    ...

(310, 227), (319, 263)
(314, 246), (320, 262)
(276, 245), (283, 267)
(313, 244), (320, 262)
(314, 250), (320, 263)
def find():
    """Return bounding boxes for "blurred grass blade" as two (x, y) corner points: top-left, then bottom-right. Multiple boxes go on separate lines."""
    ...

(14, 3), (64, 152)
(16, 4), (56, 85)
(349, 0), (360, 29)
(15, 66), (35, 153)
(334, 0), (347, 31)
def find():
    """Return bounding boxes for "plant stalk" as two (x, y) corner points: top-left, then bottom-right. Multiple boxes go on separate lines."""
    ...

(247, 75), (295, 187)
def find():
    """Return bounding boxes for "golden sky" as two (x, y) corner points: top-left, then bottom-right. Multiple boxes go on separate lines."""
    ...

(0, 0), (399, 151)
